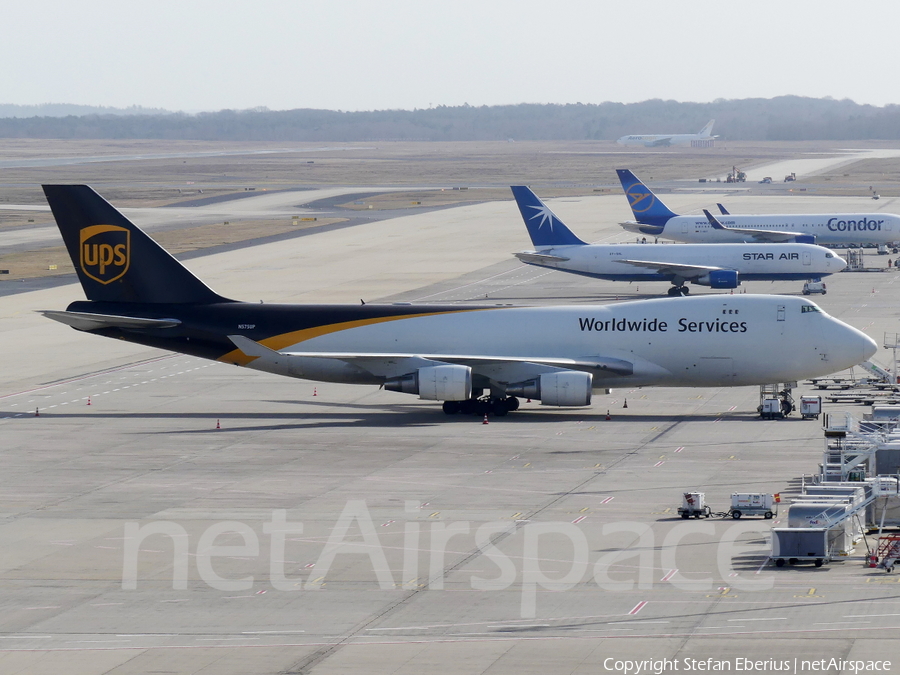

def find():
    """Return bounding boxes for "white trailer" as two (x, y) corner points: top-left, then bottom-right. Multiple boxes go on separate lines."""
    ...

(800, 395), (822, 420)
(731, 493), (778, 519)
(771, 527), (832, 567)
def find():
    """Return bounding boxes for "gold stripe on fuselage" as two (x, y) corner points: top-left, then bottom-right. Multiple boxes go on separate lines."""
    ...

(218, 308), (490, 366)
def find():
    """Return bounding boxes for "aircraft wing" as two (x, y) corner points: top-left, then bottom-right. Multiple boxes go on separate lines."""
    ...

(227, 335), (634, 379)
(713, 226), (806, 243)
(514, 251), (570, 264)
(38, 309), (182, 331)
(612, 258), (721, 279)
(702, 209), (809, 243)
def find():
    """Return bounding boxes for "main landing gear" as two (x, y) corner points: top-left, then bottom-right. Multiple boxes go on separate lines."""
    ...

(667, 285), (690, 297)
(442, 396), (520, 416)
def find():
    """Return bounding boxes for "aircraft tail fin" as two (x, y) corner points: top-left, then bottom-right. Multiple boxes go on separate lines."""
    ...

(716, 203), (730, 215)
(702, 209), (728, 230)
(699, 119), (715, 137)
(43, 185), (230, 304)
(510, 186), (586, 247)
(615, 170), (679, 228)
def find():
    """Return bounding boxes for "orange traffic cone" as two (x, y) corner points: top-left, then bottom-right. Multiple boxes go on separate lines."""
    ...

(482, 413), (489, 425)
(605, 410), (611, 421)
(34, 407), (39, 417)
(87, 396), (91, 406)
(216, 419), (221, 429)
(313, 387), (317, 396)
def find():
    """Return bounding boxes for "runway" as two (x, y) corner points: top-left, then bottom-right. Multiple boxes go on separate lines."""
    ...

(2, 185), (900, 673)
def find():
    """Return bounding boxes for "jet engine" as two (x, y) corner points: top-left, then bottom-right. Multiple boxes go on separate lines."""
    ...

(695, 270), (739, 289)
(384, 364), (472, 401)
(506, 371), (592, 406)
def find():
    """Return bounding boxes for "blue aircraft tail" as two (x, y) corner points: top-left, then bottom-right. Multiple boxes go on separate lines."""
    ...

(510, 186), (586, 247)
(615, 169), (679, 229)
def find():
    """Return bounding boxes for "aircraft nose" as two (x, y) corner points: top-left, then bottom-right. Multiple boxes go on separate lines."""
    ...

(826, 319), (877, 368)
(832, 254), (848, 271)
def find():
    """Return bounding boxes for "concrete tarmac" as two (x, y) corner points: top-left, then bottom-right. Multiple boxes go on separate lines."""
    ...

(2, 192), (900, 674)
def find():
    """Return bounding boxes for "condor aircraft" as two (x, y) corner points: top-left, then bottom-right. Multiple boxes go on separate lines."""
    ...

(511, 186), (846, 296)
(617, 169), (900, 245)
(39, 185), (876, 416)
(617, 120), (716, 147)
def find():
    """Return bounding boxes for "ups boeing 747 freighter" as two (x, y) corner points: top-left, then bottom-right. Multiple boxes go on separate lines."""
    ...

(39, 185), (876, 416)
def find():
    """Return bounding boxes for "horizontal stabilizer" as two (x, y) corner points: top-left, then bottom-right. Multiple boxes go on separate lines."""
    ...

(514, 251), (571, 264)
(38, 309), (181, 331)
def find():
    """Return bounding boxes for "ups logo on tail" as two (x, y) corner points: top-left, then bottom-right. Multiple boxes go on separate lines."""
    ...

(79, 224), (130, 284)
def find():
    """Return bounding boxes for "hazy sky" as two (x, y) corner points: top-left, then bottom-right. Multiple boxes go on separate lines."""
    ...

(4, 0), (898, 112)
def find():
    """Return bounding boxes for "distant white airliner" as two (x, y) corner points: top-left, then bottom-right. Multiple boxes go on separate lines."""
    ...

(510, 186), (846, 297)
(617, 120), (716, 147)
(617, 169), (900, 246)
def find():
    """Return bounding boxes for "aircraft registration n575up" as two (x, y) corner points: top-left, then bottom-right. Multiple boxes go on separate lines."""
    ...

(39, 185), (876, 416)
(511, 186), (846, 297)
(617, 169), (900, 246)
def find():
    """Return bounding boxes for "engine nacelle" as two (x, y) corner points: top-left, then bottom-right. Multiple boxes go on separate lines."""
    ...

(695, 269), (739, 289)
(506, 371), (592, 407)
(383, 364), (472, 401)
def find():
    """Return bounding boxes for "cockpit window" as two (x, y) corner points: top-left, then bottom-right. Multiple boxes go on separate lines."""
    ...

(825, 253), (833, 258)
(801, 304), (821, 313)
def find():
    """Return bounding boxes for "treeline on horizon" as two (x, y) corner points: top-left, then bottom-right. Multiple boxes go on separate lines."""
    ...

(2, 97), (900, 142)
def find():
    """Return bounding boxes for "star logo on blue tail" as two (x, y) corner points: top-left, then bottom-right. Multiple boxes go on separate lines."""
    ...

(525, 203), (555, 230)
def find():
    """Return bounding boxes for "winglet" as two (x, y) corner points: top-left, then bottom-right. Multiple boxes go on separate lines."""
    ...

(227, 335), (280, 359)
(702, 209), (728, 230)
(510, 186), (586, 247)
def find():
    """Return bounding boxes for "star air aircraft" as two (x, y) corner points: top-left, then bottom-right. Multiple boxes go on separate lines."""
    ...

(616, 120), (717, 147)
(511, 186), (846, 297)
(39, 185), (876, 416)
(617, 169), (900, 245)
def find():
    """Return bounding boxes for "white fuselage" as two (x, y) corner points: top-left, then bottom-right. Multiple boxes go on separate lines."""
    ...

(617, 133), (708, 147)
(518, 243), (844, 283)
(654, 214), (900, 245)
(243, 295), (876, 390)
